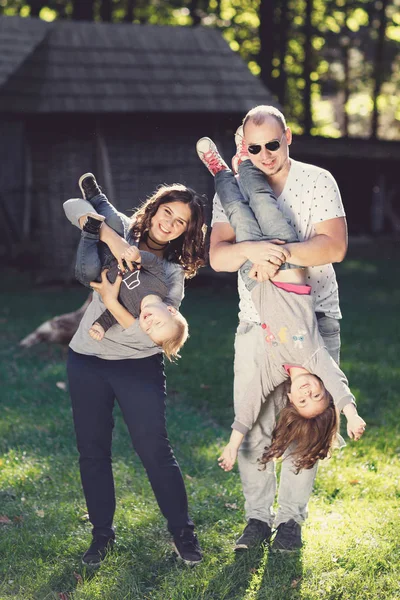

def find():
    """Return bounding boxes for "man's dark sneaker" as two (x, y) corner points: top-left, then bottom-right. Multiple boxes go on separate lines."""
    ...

(234, 518), (272, 551)
(79, 173), (102, 201)
(173, 528), (203, 566)
(82, 534), (115, 566)
(82, 212), (105, 235)
(271, 519), (302, 552)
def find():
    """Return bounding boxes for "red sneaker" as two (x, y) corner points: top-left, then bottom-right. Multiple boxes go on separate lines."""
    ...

(232, 126), (249, 173)
(196, 137), (229, 176)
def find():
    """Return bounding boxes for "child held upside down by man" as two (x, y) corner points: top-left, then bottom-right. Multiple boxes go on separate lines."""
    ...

(196, 134), (366, 473)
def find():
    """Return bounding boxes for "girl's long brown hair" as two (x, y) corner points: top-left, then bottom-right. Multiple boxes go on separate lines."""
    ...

(259, 397), (339, 473)
(129, 184), (207, 279)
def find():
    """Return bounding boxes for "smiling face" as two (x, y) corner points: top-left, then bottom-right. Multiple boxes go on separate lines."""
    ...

(139, 300), (180, 345)
(288, 373), (331, 418)
(148, 201), (191, 245)
(243, 116), (292, 180)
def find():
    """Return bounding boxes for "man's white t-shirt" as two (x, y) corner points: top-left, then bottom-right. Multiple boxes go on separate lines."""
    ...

(211, 158), (345, 323)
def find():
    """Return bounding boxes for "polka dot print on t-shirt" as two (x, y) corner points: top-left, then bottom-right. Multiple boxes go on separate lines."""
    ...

(211, 159), (345, 322)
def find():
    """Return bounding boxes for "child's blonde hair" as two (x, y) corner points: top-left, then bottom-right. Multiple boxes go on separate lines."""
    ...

(161, 312), (189, 361)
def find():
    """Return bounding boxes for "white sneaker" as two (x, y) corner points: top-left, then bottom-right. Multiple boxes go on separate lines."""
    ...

(232, 126), (249, 173)
(196, 137), (229, 176)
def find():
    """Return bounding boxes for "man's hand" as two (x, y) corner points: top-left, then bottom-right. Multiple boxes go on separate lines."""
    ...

(346, 414), (366, 441)
(246, 240), (290, 267)
(218, 443), (239, 472)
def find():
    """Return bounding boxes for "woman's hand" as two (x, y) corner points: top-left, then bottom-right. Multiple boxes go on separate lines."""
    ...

(90, 270), (122, 307)
(246, 240), (290, 267)
(91, 270), (135, 329)
(218, 443), (238, 472)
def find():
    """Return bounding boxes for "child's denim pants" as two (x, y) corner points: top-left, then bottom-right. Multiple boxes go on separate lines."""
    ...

(75, 193), (126, 288)
(214, 161), (300, 291)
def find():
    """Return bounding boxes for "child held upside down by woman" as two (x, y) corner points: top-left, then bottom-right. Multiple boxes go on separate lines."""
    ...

(196, 136), (366, 472)
(73, 173), (188, 360)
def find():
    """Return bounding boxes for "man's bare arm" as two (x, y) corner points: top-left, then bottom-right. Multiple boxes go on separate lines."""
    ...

(209, 223), (247, 272)
(209, 222), (289, 273)
(285, 217), (348, 267)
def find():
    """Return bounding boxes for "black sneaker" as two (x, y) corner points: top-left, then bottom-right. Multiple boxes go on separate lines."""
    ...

(82, 212), (105, 235)
(173, 528), (203, 566)
(271, 519), (302, 552)
(82, 534), (115, 566)
(234, 519), (272, 551)
(79, 173), (102, 201)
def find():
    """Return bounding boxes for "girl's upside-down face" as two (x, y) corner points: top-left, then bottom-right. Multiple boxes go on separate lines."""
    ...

(288, 372), (330, 418)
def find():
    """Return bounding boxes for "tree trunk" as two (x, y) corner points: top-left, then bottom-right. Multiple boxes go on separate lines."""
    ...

(258, 0), (275, 92)
(52, 0), (69, 19)
(189, 0), (202, 26)
(342, 44), (350, 136)
(100, 0), (113, 22)
(28, 0), (46, 17)
(72, 0), (96, 21)
(276, 0), (290, 107)
(371, 0), (389, 139)
(303, 0), (313, 135)
(341, 1), (353, 137)
(124, 0), (136, 22)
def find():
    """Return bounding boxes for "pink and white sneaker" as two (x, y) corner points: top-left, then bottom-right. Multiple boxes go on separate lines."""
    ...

(196, 137), (229, 176)
(232, 125), (249, 173)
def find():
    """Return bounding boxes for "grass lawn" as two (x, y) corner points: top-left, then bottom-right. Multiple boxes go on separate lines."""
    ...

(0, 240), (399, 600)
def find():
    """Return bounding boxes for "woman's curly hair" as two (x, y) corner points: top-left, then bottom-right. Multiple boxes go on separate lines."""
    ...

(129, 184), (207, 279)
(259, 390), (339, 473)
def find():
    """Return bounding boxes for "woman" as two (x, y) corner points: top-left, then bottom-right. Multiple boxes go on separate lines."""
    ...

(63, 182), (206, 566)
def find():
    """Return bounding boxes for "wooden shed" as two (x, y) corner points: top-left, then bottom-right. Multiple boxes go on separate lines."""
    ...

(0, 15), (276, 282)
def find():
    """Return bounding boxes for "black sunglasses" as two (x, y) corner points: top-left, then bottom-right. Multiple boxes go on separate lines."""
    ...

(247, 131), (286, 155)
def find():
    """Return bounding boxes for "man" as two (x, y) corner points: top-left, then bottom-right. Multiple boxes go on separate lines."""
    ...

(210, 105), (347, 552)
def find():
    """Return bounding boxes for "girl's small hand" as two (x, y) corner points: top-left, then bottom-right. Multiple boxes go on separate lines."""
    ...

(347, 414), (366, 441)
(121, 246), (141, 272)
(103, 227), (135, 272)
(90, 269), (122, 306)
(249, 262), (280, 282)
(89, 322), (105, 341)
(218, 443), (238, 472)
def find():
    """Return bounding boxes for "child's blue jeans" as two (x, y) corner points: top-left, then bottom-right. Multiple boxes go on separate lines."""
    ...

(75, 193), (125, 288)
(214, 161), (300, 291)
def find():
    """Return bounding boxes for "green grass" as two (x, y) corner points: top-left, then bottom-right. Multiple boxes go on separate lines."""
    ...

(0, 240), (399, 600)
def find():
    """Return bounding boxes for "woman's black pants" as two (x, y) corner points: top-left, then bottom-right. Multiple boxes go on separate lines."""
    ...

(67, 348), (193, 539)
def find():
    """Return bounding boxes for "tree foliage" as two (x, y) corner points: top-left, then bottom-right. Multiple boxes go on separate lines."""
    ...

(0, 0), (399, 139)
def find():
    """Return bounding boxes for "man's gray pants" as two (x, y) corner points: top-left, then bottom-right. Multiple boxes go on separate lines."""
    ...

(235, 314), (341, 528)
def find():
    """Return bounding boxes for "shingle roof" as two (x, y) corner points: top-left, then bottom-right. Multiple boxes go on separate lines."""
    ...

(0, 15), (48, 88)
(0, 16), (276, 114)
